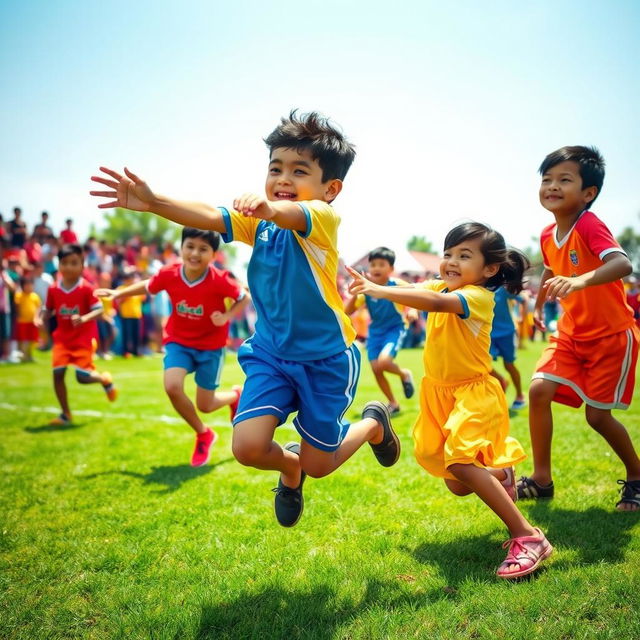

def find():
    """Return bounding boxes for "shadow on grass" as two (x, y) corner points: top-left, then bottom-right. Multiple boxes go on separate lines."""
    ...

(524, 500), (639, 565)
(24, 421), (85, 433)
(82, 459), (234, 493)
(194, 580), (439, 640)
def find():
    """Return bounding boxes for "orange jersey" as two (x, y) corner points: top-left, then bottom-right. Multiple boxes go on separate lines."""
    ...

(540, 211), (634, 341)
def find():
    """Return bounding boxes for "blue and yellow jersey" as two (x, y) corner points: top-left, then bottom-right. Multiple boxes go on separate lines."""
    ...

(422, 280), (495, 383)
(220, 200), (355, 361)
(354, 278), (408, 336)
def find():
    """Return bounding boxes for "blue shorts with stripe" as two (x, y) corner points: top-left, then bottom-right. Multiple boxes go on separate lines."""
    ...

(490, 333), (517, 364)
(367, 326), (406, 362)
(233, 339), (361, 452)
(163, 342), (225, 390)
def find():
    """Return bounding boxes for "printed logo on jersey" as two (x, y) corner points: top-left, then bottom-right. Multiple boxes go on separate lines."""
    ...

(59, 304), (79, 316)
(569, 250), (579, 266)
(258, 229), (270, 242)
(176, 300), (204, 317)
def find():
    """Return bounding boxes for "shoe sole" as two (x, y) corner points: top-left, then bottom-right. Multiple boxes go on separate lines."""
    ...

(366, 401), (401, 467)
(276, 442), (305, 527)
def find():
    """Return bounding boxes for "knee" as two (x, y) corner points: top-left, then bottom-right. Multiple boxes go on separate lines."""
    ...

(585, 409), (609, 433)
(164, 381), (183, 400)
(232, 440), (264, 467)
(301, 463), (330, 479)
(196, 396), (214, 413)
(370, 359), (383, 374)
(444, 478), (472, 496)
(529, 380), (554, 406)
(75, 371), (90, 384)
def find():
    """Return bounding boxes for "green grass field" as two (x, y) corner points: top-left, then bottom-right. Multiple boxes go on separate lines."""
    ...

(2, 342), (640, 639)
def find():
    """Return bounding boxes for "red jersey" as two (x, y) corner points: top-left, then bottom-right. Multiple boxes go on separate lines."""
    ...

(540, 211), (635, 341)
(60, 229), (78, 244)
(46, 278), (101, 348)
(147, 262), (243, 350)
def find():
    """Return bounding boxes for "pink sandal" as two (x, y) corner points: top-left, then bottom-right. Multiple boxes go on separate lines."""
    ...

(496, 527), (553, 579)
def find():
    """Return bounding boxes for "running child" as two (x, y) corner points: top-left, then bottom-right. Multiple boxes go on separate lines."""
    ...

(348, 222), (552, 579)
(90, 111), (400, 527)
(344, 246), (415, 415)
(516, 146), (640, 511)
(97, 227), (250, 467)
(489, 286), (527, 410)
(40, 244), (117, 426)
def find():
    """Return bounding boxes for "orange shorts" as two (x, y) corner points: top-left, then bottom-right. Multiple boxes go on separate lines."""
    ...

(52, 341), (96, 373)
(533, 327), (639, 410)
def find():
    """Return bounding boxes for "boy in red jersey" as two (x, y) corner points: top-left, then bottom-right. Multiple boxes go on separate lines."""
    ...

(98, 227), (250, 466)
(40, 244), (117, 426)
(517, 146), (640, 510)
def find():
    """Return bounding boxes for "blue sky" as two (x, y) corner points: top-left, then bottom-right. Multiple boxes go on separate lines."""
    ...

(1, 0), (639, 264)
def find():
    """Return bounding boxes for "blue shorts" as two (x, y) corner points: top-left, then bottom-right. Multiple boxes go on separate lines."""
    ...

(490, 333), (517, 364)
(367, 326), (406, 362)
(234, 340), (361, 452)
(163, 342), (225, 390)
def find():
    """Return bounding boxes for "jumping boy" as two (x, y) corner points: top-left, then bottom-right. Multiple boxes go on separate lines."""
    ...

(344, 247), (414, 415)
(90, 110), (400, 526)
(97, 227), (250, 467)
(41, 244), (117, 426)
(516, 146), (640, 511)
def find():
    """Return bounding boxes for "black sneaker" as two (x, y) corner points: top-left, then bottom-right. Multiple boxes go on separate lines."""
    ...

(272, 442), (306, 527)
(516, 475), (554, 500)
(364, 401), (400, 467)
(401, 371), (415, 399)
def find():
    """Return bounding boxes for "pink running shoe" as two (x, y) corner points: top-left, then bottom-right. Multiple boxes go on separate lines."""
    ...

(496, 527), (553, 579)
(229, 385), (242, 422)
(191, 428), (217, 467)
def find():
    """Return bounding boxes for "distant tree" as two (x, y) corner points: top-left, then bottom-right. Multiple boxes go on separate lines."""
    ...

(93, 208), (181, 246)
(407, 235), (433, 253)
(521, 236), (543, 269)
(617, 223), (640, 272)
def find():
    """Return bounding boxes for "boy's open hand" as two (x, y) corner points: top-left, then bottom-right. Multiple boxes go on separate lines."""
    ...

(90, 167), (154, 212)
(543, 275), (585, 301)
(533, 306), (547, 332)
(233, 193), (276, 220)
(70, 314), (83, 327)
(346, 266), (382, 297)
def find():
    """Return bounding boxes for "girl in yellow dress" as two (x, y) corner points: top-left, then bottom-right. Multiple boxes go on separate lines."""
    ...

(347, 222), (552, 579)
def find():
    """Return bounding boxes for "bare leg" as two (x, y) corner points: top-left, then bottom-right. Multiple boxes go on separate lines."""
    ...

(504, 361), (524, 400)
(232, 415), (302, 487)
(53, 369), (71, 417)
(528, 378), (558, 486)
(448, 463), (536, 538)
(298, 416), (383, 478)
(195, 386), (238, 413)
(490, 368), (508, 391)
(371, 364), (397, 407)
(163, 368), (207, 434)
(585, 406), (640, 511)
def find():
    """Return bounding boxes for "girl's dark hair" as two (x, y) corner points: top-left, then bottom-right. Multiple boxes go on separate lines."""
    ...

(264, 110), (356, 182)
(443, 222), (530, 294)
(368, 246), (395, 267)
(181, 227), (220, 251)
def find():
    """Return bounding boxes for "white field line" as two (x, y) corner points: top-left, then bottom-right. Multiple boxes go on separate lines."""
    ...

(0, 402), (297, 430)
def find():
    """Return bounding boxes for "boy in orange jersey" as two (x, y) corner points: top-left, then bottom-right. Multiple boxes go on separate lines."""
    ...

(41, 244), (117, 425)
(517, 146), (640, 510)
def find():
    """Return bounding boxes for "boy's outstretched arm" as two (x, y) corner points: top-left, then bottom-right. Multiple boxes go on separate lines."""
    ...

(543, 253), (633, 301)
(233, 193), (308, 232)
(95, 279), (150, 301)
(90, 167), (226, 233)
(346, 266), (463, 314)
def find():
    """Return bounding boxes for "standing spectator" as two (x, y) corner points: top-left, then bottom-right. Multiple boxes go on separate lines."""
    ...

(60, 218), (79, 244)
(98, 240), (113, 274)
(8, 207), (27, 258)
(0, 263), (17, 361)
(33, 211), (54, 244)
(0, 213), (7, 246)
(42, 236), (59, 277)
(32, 262), (54, 349)
(117, 270), (145, 356)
